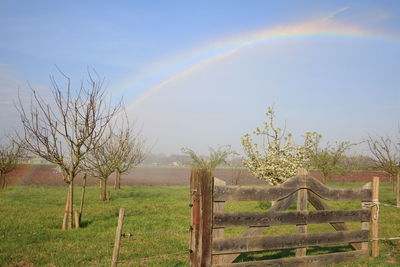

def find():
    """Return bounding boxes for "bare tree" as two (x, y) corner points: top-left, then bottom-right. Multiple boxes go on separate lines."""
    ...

(367, 134), (399, 190)
(82, 131), (119, 201)
(231, 165), (245, 185)
(182, 145), (236, 170)
(310, 136), (354, 184)
(15, 71), (120, 230)
(0, 139), (24, 189)
(339, 155), (376, 171)
(83, 119), (146, 198)
(113, 123), (146, 190)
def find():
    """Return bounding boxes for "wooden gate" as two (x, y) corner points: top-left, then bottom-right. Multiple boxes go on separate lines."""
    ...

(189, 169), (377, 267)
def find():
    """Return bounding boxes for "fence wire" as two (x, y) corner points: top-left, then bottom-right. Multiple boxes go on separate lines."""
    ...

(379, 202), (400, 208)
(110, 197), (399, 265)
(121, 228), (189, 238)
(362, 200), (399, 221)
(113, 227), (191, 265)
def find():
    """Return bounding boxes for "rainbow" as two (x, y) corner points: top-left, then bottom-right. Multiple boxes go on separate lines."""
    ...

(122, 17), (399, 110)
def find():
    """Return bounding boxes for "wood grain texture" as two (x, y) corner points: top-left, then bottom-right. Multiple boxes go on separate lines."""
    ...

(213, 250), (369, 267)
(213, 178), (226, 265)
(212, 230), (369, 255)
(307, 190), (363, 251)
(214, 209), (370, 228)
(218, 192), (297, 263)
(371, 176), (379, 258)
(209, 175), (371, 265)
(111, 208), (125, 267)
(296, 188), (307, 257)
(189, 169), (214, 267)
(214, 176), (372, 202)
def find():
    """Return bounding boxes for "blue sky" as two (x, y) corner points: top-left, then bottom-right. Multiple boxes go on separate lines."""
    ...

(0, 1), (399, 154)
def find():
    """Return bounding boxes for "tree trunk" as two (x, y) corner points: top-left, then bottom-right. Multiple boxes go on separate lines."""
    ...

(99, 179), (108, 201)
(0, 173), (6, 190)
(115, 171), (121, 190)
(62, 185), (69, 230)
(62, 179), (74, 230)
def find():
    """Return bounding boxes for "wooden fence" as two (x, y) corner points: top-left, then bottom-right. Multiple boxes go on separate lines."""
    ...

(189, 169), (378, 267)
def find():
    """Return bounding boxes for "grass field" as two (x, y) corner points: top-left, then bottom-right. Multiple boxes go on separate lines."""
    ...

(0, 182), (399, 266)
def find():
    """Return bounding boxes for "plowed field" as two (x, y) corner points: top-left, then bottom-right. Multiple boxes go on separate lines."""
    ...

(5, 165), (391, 186)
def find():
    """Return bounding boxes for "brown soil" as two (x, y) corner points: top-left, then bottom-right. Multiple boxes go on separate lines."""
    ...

(5, 165), (391, 187)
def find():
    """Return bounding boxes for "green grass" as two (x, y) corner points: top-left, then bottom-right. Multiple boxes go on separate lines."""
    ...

(0, 183), (399, 266)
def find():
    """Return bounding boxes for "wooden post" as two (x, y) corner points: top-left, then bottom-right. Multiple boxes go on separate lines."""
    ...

(74, 211), (80, 229)
(361, 182), (371, 251)
(371, 177), (379, 258)
(111, 208), (125, 267)
(397, 173), (400, 208)
(189, 169), (214, 267)
(78, 173), (87, 224)
(296, 188), (308, 257)
(296, 169), (308, 257)
(212, 178), (226, 265)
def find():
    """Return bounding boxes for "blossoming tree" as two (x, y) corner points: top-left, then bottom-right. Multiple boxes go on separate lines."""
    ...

(241, 106), (318, 185)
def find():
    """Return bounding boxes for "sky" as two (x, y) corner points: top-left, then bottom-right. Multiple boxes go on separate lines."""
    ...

(0, 0), (399, 155)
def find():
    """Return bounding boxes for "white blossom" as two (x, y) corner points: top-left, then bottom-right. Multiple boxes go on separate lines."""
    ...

(241, 106), (319, 185)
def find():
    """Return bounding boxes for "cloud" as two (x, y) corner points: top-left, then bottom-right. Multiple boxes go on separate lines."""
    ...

(326, 6), (351, 20)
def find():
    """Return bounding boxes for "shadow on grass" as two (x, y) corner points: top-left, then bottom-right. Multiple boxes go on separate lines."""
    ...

(234, 249), (295, 263)
(79, 220), (93, 228)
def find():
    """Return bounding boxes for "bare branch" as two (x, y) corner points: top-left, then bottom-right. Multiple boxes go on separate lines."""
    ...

(14, 69), (122, 227)
(367, 134), (399, 177)
(0, 138), (25, 189)
(15, 71), (121, 181)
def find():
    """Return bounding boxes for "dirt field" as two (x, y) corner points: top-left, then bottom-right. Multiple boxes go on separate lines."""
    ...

(5, 164), (391, 187)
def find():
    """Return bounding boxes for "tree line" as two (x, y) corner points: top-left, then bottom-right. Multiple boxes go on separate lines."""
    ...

(185, 106), (399, 187)
(0, 72), (398, 231)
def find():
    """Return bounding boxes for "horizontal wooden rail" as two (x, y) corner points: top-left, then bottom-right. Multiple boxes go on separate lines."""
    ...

(218, 192), (298, 264)
(212, 230), (369, 255)
(213, 250), (369, 267)
(307, 190), (363, 251)
(213, 209), (370, 228)
(214, 185), (295, 202)
(214, 176), (372, 202)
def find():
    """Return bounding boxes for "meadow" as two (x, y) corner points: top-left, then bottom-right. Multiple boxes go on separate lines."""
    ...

(0, 182), (399, 266)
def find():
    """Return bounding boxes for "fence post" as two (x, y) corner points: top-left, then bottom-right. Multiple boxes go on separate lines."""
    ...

(371, 177), (379, 258)
(190, 169), (214, 267)
(397, 173), (400, 208)
(74, 211), (80, 229)
(111, 208), (125, 267)
(296, 172), (308, 257)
